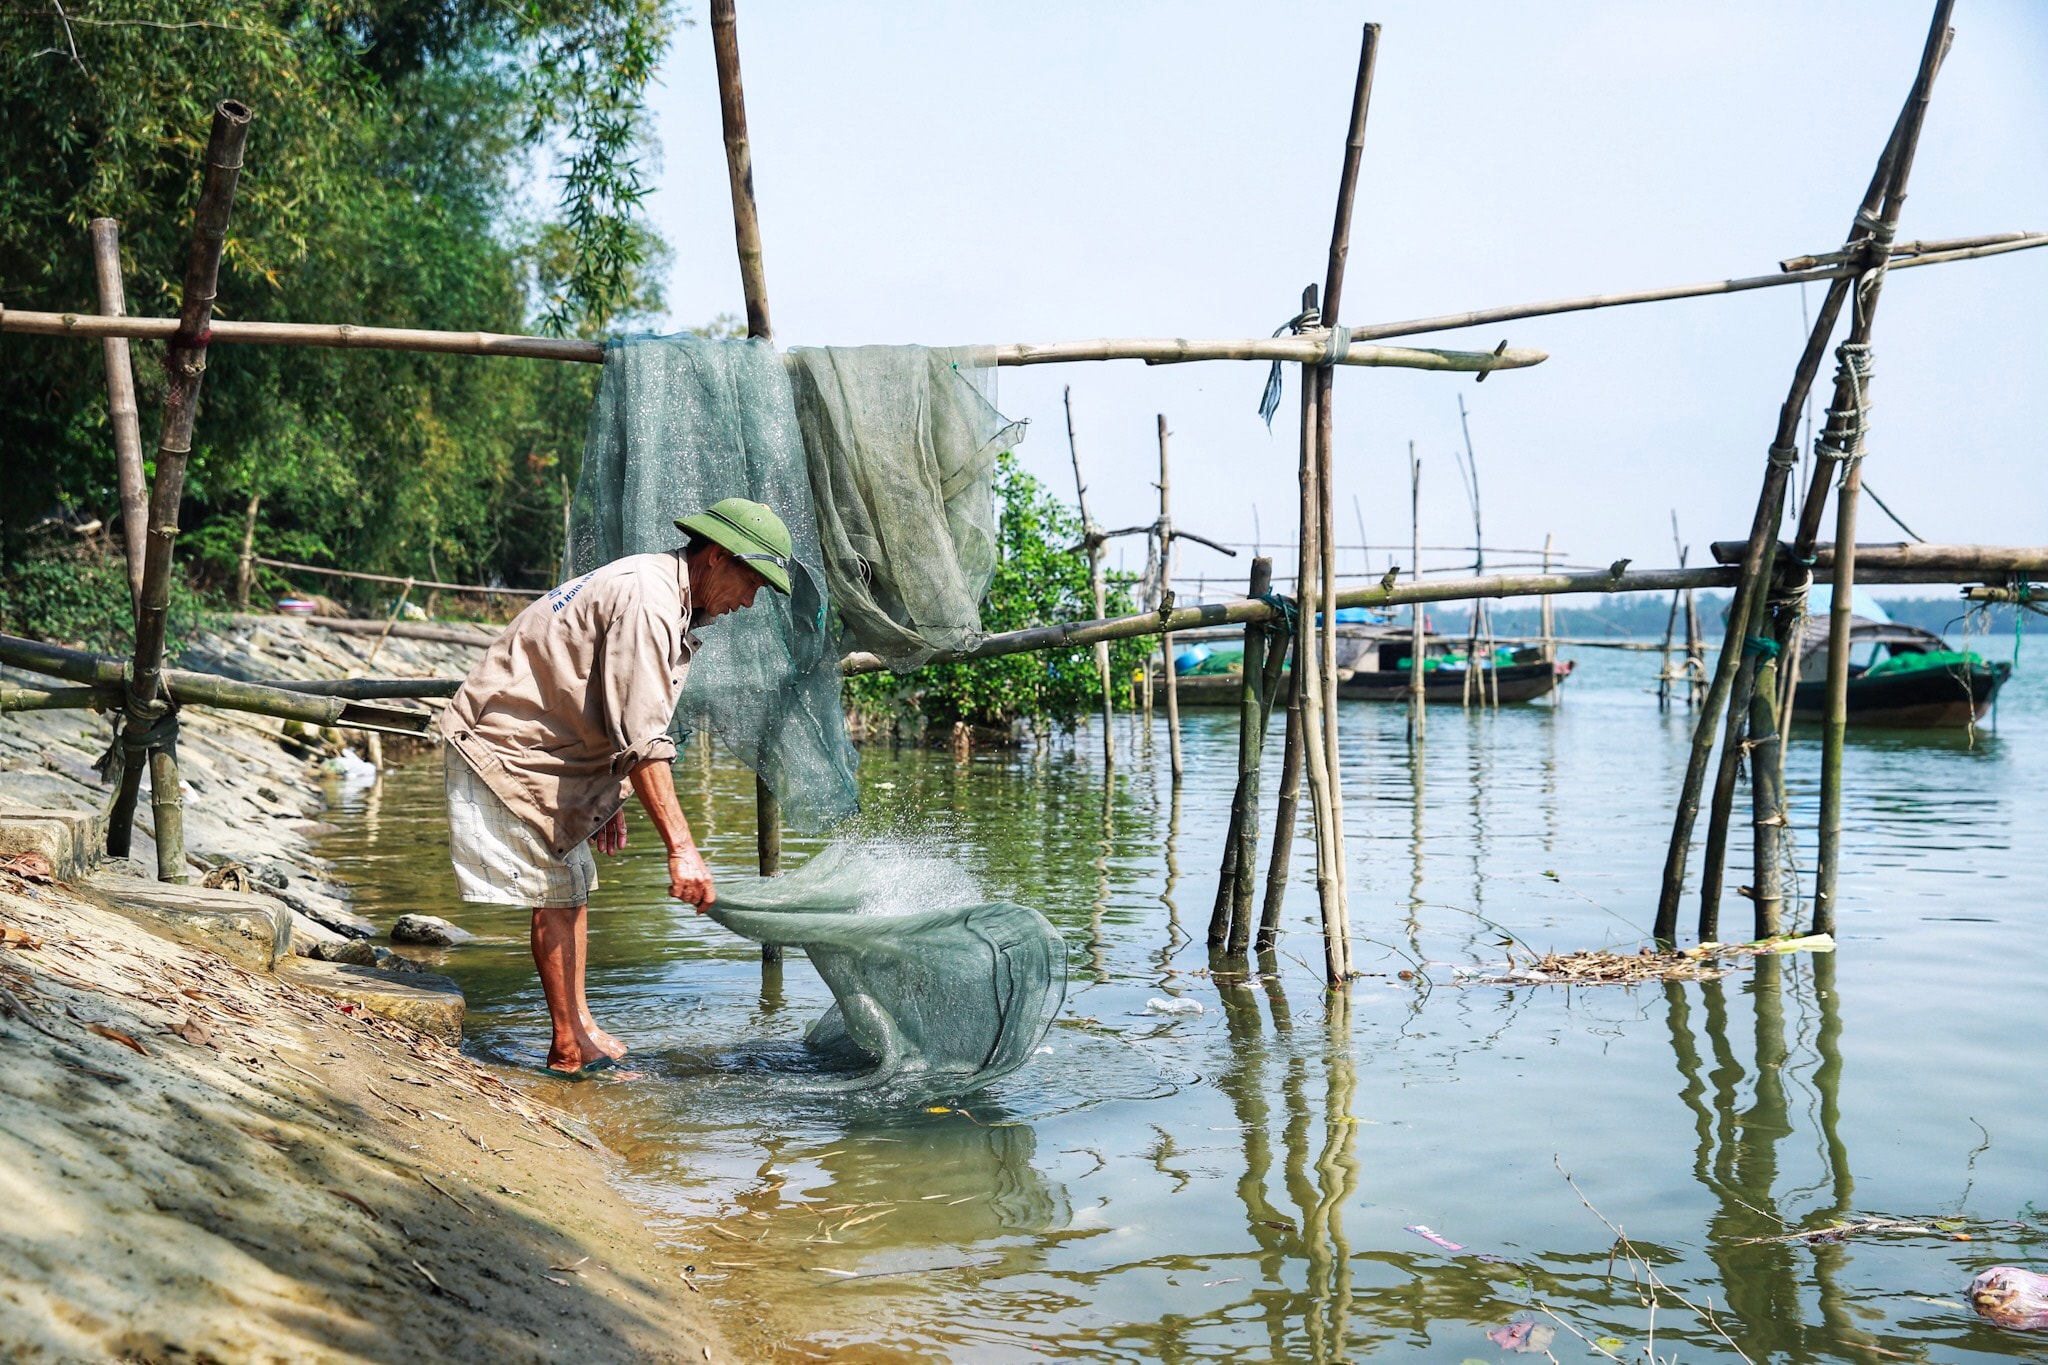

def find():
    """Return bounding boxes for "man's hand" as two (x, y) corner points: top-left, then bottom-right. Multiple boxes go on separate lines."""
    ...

(592, 809), (628, 856)
(668, 848), (716, 910)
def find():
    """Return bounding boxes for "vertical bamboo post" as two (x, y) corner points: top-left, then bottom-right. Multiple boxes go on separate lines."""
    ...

(1234, 618), (1289, 955)
(1210, 556), (1274, 950)
(1654, 4), (1948, 940)
(1293, 295), (1344, 985)
(1156, 414), (1184, 784)
(1257, 632), (1304, 955)
(1303, 20), (1378, 982)
(1064, 387), (1115, 768)
(711, 0), (783, 963)
(1684, 582), (1705, 706)
(1746, 639), (1787, 938)
(89, 219), (147, 613)
(1540, 533), (1556, 662)
(106, 100), (251, 875)
(1408, 443), (1426, 742)
(710, 0), (771, 344)
(1699, 566), (1772, 940)
(235, 491), (261, 610)
(1815, 439), (1865, 930)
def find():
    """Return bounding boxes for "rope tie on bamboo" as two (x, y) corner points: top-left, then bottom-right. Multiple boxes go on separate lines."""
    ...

(1257, 591), (1299, 637)
(93, 709), (180, 783)
(1256, 305), (1320, 428)
(1767, 443), (1798, 469)
(1743, 635), (1782, 659)
(1816, 342), (1875, 481)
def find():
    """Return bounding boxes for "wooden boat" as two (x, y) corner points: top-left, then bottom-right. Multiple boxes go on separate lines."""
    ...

(1790, 614), (2010, 727)
(1149, 623), (1573, 707)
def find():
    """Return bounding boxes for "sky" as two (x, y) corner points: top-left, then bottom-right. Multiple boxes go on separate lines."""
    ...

(633, 1), (2048, 597)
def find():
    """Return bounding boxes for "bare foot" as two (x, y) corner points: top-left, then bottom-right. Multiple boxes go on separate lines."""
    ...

(546, 1028), (613, 1074)
(581, 1018), (629, 1061)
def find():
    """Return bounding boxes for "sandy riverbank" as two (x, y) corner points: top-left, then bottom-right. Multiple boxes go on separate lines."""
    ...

(0, 616), (727, 1363)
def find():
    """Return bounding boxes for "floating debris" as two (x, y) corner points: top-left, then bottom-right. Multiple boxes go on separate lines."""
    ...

(1462, 935), (1836, 986)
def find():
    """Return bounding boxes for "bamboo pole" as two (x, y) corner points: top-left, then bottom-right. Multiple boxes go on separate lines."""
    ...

(1064, 387), (1115, 768)
(1152, 416), (1185, 782)
(106, 99), (252, 878)
(1343, 230), (2043, 344)
(1539, 533), (1556, 663)
(12, 229), (2039, 368)
(1709, 541), (2048, 574)
(235, 493), (262, 610)
(1653, 6), (1949, 941)
(1234, 614), (1289, 956)
(1211, 555), (1274, 950)
(838, 553), (2044, 676)
(0, 633), (437, 731)
(1408, 444), (1426, 742)
(1291, 289), (1345, 985)
(1816, 401), (1871, 932)
(1256, 631), (1302, 955)
(1311, 23), (1378, 967)
(251, 556), (546, 597)
(88, 218), (146, 612)
(1698, 552), (1773, 940)
(710, 0), (784, 944)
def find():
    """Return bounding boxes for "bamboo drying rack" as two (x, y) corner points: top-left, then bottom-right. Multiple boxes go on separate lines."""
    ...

(1, 0), (2041, 981)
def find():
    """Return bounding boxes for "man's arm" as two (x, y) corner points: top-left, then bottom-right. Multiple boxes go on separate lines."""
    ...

(628, 758), (716, 908)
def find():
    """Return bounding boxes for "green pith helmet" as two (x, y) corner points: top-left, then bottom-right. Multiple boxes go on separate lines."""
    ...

(675, 497), (793, 595)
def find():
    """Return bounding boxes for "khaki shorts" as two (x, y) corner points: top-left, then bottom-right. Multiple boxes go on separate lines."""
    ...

(444, 749), (597, 909)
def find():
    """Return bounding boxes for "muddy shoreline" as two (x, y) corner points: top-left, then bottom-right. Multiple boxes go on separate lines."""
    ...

(0, 617), (726, 1363)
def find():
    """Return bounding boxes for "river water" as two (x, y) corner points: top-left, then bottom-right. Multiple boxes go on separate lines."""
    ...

(318, 647), (2047, 1362)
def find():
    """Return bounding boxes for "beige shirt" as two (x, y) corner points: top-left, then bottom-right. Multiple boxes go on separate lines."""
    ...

(440, 551), (699, 858)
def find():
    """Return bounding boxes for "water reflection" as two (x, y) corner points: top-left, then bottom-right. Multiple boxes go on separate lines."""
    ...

(311, 650), (2047, 1361)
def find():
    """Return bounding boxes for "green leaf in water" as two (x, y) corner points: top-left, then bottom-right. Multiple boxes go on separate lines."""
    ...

(1595, 1337), (1626, 1352)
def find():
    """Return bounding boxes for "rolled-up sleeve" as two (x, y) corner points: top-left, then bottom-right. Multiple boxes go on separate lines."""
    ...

(599, 595), (684, 774)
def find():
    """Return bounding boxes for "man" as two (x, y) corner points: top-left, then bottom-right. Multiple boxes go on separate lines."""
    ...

(439, 498), (794, 1076)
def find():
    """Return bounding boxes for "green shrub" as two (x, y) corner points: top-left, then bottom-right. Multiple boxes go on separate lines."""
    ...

(0, 539), (212, 656)
(844, 452), (1150, 736)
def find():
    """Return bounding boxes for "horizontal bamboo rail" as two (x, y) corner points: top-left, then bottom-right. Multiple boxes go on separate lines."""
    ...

(841, 550), (2040, 674)
(1348, 231), (2046, 342)
(0, 633), (435, 735)
(1708, 540), (2048, 574)
(0, 304), (1545, 376)
(986, 335), (1544, 373)
(4, 230), (2034, 374)
(253, 556), (546, 597)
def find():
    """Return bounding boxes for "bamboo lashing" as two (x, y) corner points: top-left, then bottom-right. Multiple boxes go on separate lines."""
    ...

(1653, 4), (1952, 942)
(105, 99), (253, 881)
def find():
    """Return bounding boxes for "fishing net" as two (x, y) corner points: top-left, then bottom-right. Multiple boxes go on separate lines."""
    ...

(568, 334), (859, 831)
(707, 842), (1067, 1102)
(787, 345), (1024, 669)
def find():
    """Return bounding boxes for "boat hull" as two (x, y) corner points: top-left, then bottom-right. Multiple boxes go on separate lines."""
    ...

(1153, 660), (1572, 708)
(1790, 660), (2011, 728)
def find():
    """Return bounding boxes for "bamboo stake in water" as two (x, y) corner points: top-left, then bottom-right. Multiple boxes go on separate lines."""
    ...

(1258, 634), (1303, 956)
(712, 0), (785, 968)
(1654, 4), (1950, 940)
(1211, 556), (1274, 950)
(1291, 292), (1345, 984)
(1065, 387), (1115, 768)
(1156, 414), (1184, 784)
(1408, 443), (1426, 742)
(88, 218), (146, 613)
